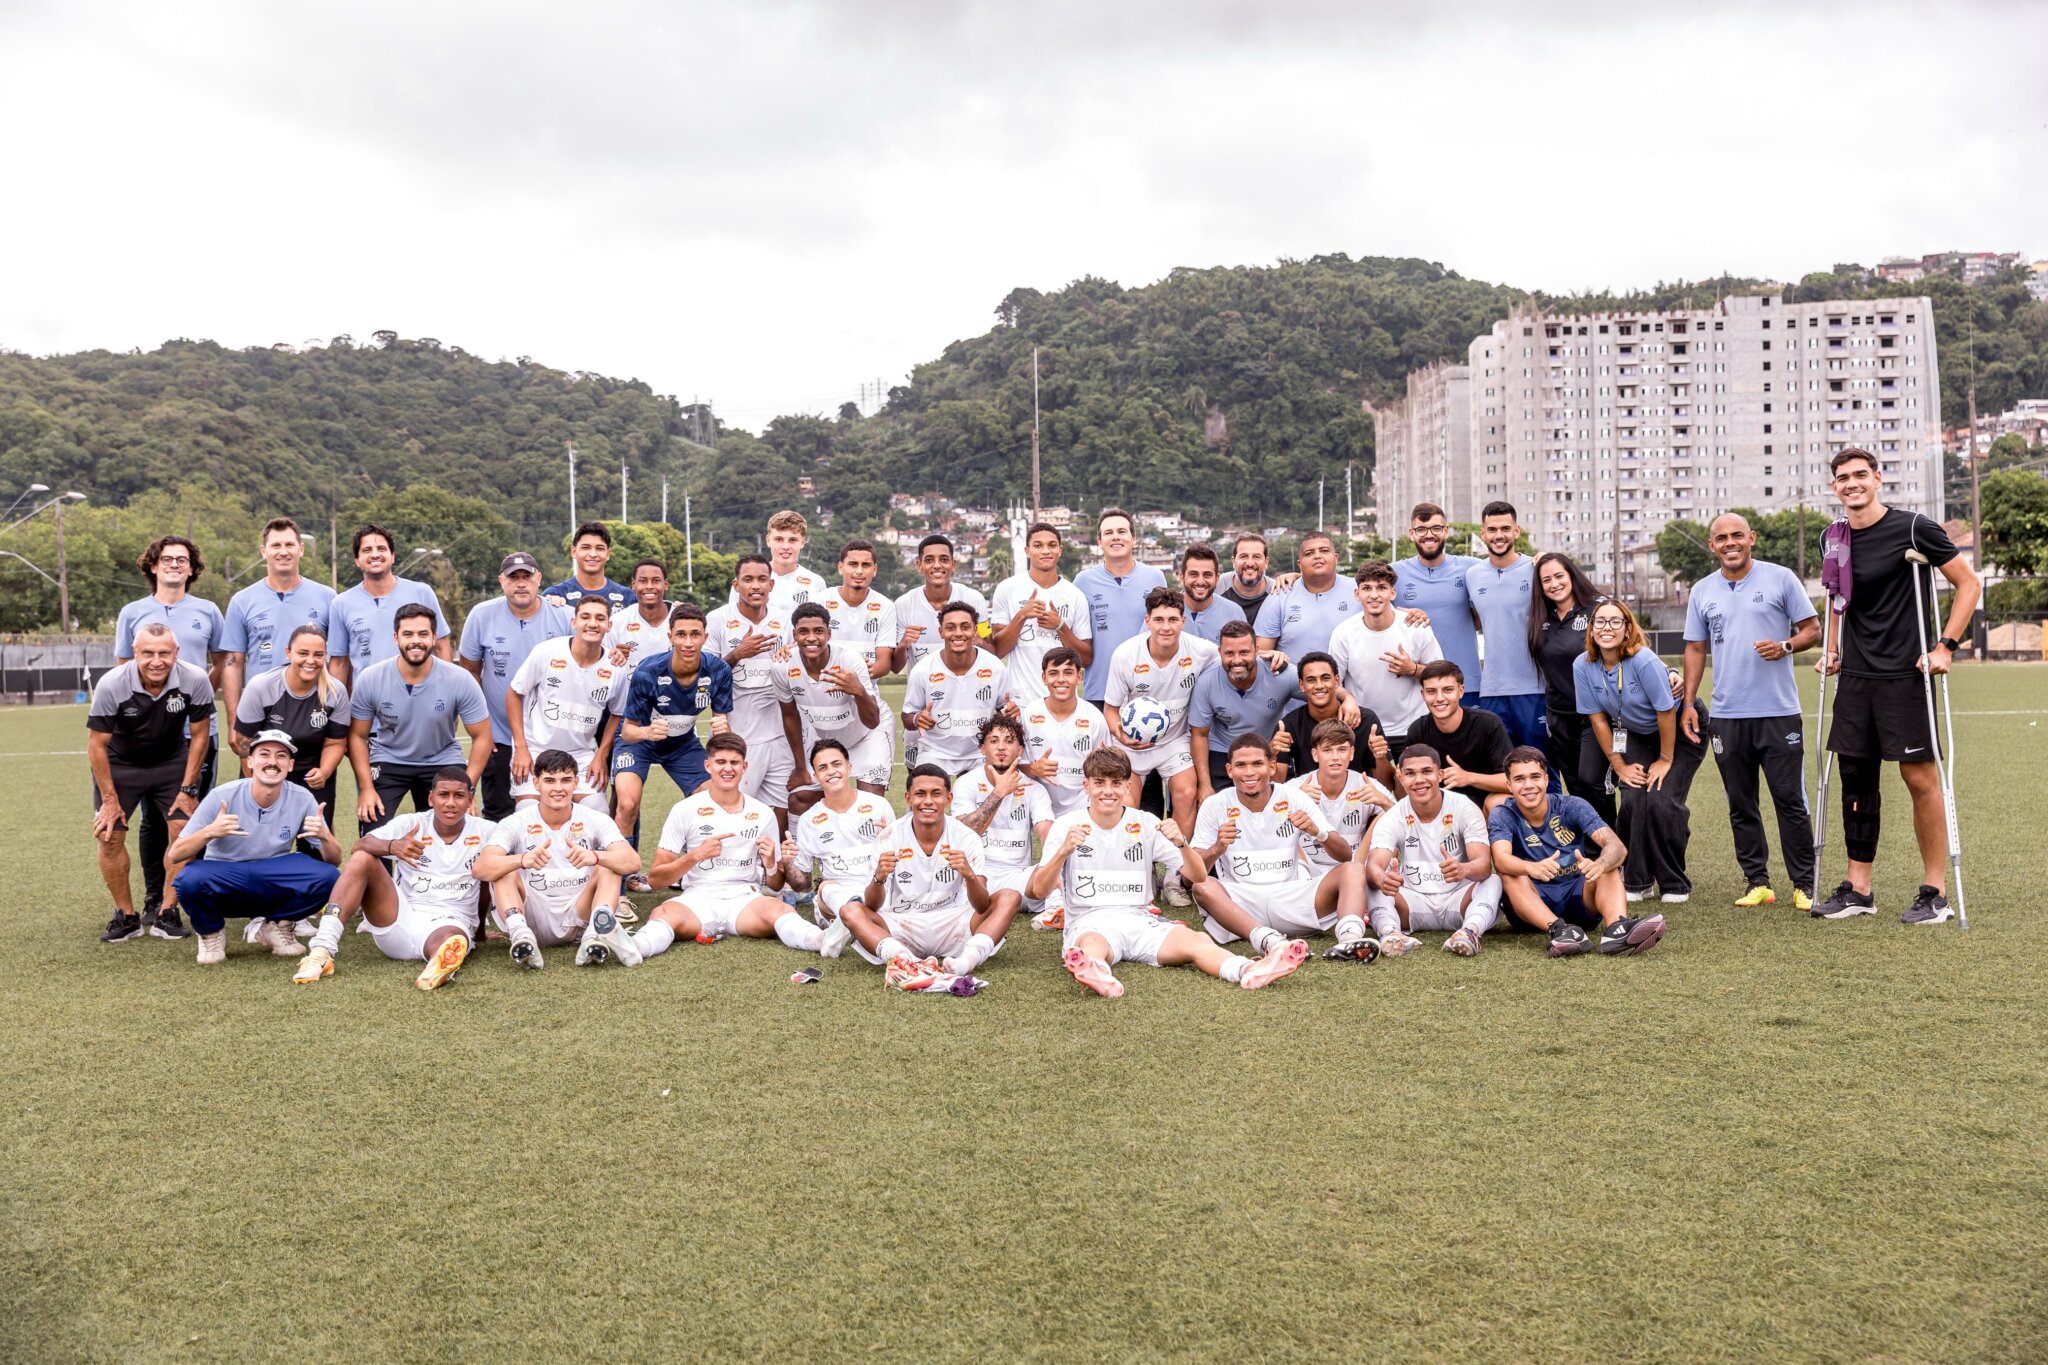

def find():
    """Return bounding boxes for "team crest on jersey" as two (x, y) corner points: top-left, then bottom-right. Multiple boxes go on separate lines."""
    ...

(1122, 843), (1144, 862)
(165, 694), (186, 713)
(310, 708), (329, 727)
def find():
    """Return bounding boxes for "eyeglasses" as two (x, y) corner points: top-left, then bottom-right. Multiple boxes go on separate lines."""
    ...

(1591, 619), (1628, 631)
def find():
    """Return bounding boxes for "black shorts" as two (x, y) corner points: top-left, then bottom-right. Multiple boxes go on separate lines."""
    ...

(92, 757), (187, 831)
(1827, 674), (1937, 762)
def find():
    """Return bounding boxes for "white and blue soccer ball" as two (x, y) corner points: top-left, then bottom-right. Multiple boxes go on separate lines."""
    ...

(1119, 696), (1173, 746)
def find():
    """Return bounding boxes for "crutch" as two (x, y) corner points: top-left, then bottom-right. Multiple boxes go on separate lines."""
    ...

(1810, 604), (1837, 908)
(1905, 548), (1968, 930)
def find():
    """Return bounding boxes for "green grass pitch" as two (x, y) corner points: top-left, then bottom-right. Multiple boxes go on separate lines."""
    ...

(4, 667), (2047, 1361)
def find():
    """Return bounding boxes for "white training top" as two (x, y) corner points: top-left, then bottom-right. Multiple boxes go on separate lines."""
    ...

(1326, 615), (1441, 739)
(893, 583), (990, 670)
(1288, 769), (1394, 872)
(771, 642), (881, 745)
(949, 763), (1055, 870)
(1016, 699), (1107, 815)
(485, 807), (629, 901)
(879, 813), (986, 917)
(1036, 806), (1182, 917)
(703, 607), (792, 744)
(1104, 634), (1221, 746)
(821, 589), (898, 667)
(604, 606), (676, 681)
(988, 573), (1093, 703)
(370, 812), (495, 917)
(794, 792), (894, 885)
(508, 639), (619, 766)
(660, 792), (777, 890)
(1368, 792), (1489, 893)
(901, 648), (1007, 773)
(1192, 786), (1331, 886)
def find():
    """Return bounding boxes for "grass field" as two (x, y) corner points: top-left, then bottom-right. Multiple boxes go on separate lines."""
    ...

(4, 667), (2047, 1362)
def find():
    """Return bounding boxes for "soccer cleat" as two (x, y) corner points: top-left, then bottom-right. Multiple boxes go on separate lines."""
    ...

(1323, 936), (1382, 963)
(1378, 930), (1422, 957)
(1240, 938), (1309, 989)
(292, 946), (335, 984)
(1599, 913), (1666, 956)
(819, 915), (852, 959)
(574, 922), (608, 967)
(509, 927), (544, 970)
(1733, 886), (1777, 908)
(1899, 885), (1954, 926)
(1792, 888), (1814, 913)
(886, 954), (947, 992)
(623, 872), (654, 895)
(144, 906), (191, 939)
(100, 911), (143, 943)
(1547, 921), (1593, 957)
(413, 934), (469, 990)
(1813, 881), (1875, 919)
(612, 902), (639, 927)
(252, 918), (308, 957)
(1443, 927), (1482, 957)
(1030, 905), (1065, 931)
(1158, 877), (1193, 909)
(590, 907), (642, 967)
(1061, 947), (1123, 999)
(195, 931), (228, 965)
(1659, 891), (1690, 905)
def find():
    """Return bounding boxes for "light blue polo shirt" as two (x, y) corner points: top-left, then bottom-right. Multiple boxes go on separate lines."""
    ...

(222, 578), (336, 669)
(114, 594), (225, 661)
(1253, 578), (1361, 659)
(1574, 651), (1676, 731)
(186, 779), (319, 862)
(350, 657), (489, 766)
(327, 578), (449, 673)
(1075, 562), (1167, 701)
(1183, 595), (1247, 645)
(1465, 556), (1541, 697)
(1684, 561), (1817, 720)
(1391, 555), (1481, 686)
(457, 595), (575, 737)
(1188, 663), (1304, 751)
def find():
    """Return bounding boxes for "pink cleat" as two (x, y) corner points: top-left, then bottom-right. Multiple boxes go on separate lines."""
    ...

(1063, 947), (1123, 999)
(1239, 938), (1309, 990)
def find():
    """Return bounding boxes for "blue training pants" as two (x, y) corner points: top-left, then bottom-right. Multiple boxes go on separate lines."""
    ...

(173, 854), (340, 935)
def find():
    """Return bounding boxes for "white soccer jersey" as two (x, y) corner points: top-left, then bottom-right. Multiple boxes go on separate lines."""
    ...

(1289, 769), (1394, 872)
(1036, 807), (1182, 916)
(879, 814), (985, 916)
(822, 589), (898, 667)
(1017, 699), (1107, 815)
(771, 642), (880, 745)
(902, 648), (1006, 772)
(485, 807), (629, 902)
(660, 792), (777, 889)
(949, 764), (1054, 870)
(1192, 786), (1331, 886)
(508, 639), (620, 765)
(1326, 615), (1440, 738)
(894, 584), (990, 670)
(989, 573), (1092, 703)
(370, 812), (494, 917)
(605, 607), (675, 679)
(743, 566), (824, 621)
(1104, 634), (1221, 745)
(1368, 793), (1490, 893)
(795, 792), (893, 884)
(704, 607), (791, 743)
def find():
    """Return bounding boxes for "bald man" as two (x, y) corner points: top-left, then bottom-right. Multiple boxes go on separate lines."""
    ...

(1680, 513), (1821, 911)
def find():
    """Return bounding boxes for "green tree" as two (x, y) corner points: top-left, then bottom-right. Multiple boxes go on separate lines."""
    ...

(1654, 519), (1717, 585)
(1980, 469), (2048, 575)
(342, 483), (518, 609)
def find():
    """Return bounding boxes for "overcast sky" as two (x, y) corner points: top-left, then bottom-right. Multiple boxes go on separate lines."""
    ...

(3, 0), (2042, 431)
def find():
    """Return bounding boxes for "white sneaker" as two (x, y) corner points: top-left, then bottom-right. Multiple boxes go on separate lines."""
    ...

(253, 919), (308, 957)
(819, 916), (852, 959)
(1159, 876), (1193, 909)
(1659, 891), (1690, 904)
(195, 931), (227, 965)
(1625, 889), (1651, 903)
(293, 918), (316, 938)
(591, 906), (642, 967)
(509, 927), (544, 970)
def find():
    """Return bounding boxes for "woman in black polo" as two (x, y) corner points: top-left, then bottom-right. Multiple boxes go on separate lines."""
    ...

(1527, 552), (1614, 824)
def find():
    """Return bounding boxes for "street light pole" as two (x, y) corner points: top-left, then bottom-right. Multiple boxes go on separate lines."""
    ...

(55, 496), (71, 639)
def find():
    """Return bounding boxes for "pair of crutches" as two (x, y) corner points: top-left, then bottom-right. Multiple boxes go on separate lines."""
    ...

(1810, 550), (1968, 928)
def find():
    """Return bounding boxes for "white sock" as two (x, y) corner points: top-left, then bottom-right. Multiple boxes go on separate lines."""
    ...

(634, 919), (676, 957)
(952, 932), (995, 973)
(1249, 925), (1282, 955)
(774, 911), (823, 952)
(503, 910), (530, 938)
(1219, 955), (1248, 983)
(311, 912), (344, 956)
(877, 935), (909, 962)
(1368, 897), (1402, 938)
(1462, 892), (1500, 938)
(1334, 914), (1366, 943)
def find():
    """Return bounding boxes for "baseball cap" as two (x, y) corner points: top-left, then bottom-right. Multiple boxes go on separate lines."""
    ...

(250, 728), (298, 755)
(500, 552), (541, 575)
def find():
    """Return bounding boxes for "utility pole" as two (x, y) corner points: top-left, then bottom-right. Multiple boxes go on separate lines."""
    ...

(1967, 308), (1985, 653)
(684, 493), (694, 586)
(567, 440), (578, 533)
(55, 497), (71, 640)
(620, 458), (629, 524)
(329, 512), (339, 589)
(1345, 464), (1353, 551)
(1318, 478), (1325, 534)
(1031, 348), (1042, 518)
(661, 479), (669, 525)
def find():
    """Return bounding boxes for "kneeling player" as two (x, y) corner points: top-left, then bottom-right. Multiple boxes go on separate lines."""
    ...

(1489, 746), (1665, 957)
(294, 766), (494, 989)
(950, 714), (1060, 930)
(840, 764), (1013, 984)
(471, 748), (640, 968)
(1190, 734), (1374, 960)
(1364, 744), (1503, 958)
(630, 732), (825, 958)
(777, 738), (890, 957)
(1028, 747), (1306, 998)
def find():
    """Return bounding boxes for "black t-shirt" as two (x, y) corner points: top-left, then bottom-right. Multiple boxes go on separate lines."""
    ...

(1842, 508), (1958, 679)
(236, 669), (350, 770)
(1402, 705), (1513, 805)
(87, 661), (216, 768)
(1221, 579), (1269, 627)
(1278, 704), (1383, 779)
(1536, 601), (1592, 711)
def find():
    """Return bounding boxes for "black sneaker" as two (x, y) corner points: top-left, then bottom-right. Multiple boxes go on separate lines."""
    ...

(1547, 921), (1593, 957)
(144, 905), (191, 940)
(1598, 914), (1665, 956)
(1899, 885), (1954, 926)
(100, 911), (143, 943)
(1813, 881), (1876, 919)
(1322, 937), (1381, 963)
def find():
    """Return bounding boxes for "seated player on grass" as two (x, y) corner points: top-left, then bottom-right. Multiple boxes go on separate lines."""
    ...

(1287, 718), (1398, 892)
(166, 730), (342, 966)
(293, 765), (497, 989)
(1489, 747), (1666, 958)
(948, 714), (1059, 932)
(1190, 734), (1376, 962)
(777, 738), (890, 958)
(778, 601), (890, 811)
(471, 748), (640, 969)
(1027, 747), (1307, 999)
(1364, 744), (1503, 958)
(1014, 647), (1105, 819)
(840, 764), (1013, 986)
(629, 732), (826, 960)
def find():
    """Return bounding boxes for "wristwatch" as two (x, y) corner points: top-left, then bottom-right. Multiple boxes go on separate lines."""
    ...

(179, 784), (203, 796)
(1781, 639), (1795, 654)
(1938, 636), (1962, 652)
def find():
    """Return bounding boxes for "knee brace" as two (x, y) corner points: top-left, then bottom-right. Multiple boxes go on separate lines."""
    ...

(1839, 754), (1881, 863)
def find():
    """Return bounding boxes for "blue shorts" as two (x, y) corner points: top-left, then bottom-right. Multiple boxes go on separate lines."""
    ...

(1535, 875), (1596, 930)
(613, 741), (707, 795)
(174, 853), (340, 935)
(1472, 692), (1549, 751)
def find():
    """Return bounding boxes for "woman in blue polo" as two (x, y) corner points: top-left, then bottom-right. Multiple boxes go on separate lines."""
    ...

(1573, 599), (1706, 905)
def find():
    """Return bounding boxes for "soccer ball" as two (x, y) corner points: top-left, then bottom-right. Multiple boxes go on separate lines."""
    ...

(1119, 697), (1172, 746)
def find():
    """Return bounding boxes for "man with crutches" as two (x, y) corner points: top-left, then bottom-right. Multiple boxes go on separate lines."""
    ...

(1811, 448), (1979, 925)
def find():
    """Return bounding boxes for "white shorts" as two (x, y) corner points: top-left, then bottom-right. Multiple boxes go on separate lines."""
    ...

(853, 904), (985, 964)
(815, 878), (869, 922)
(1122, 734), (1194, 779)
(664, 881), (773, 939)
(493, 886), (590, 947)
(985, 864), (1057, 911)
(1063, 908), (1177, 967)
(368, 892), (474, 961)
(1202, 875), (1332, 943)
(835, 725), (894, 789)
(1369, 875), (1502, 934)
(738, 735), (795, 809)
